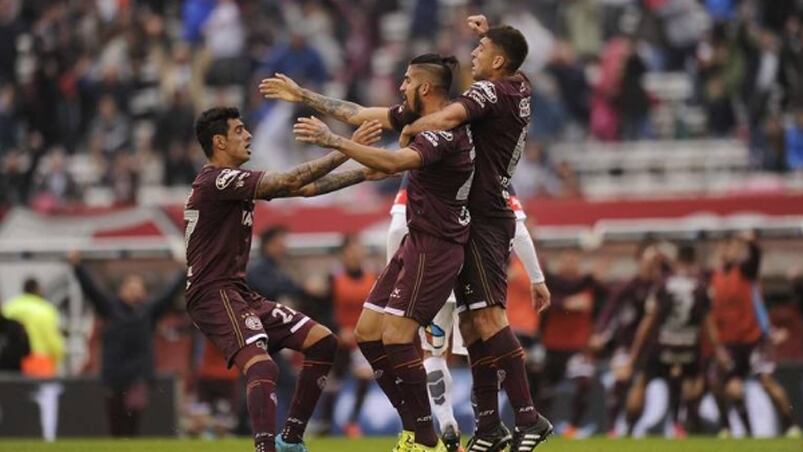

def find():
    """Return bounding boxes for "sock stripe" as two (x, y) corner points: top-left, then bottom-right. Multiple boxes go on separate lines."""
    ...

(247, 378), (276, 392)
(494, 347), (525, 362)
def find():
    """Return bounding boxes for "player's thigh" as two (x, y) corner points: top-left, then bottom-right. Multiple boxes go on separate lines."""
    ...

(249, 296), (316, 354)
(385, 233), (464, 326)
(364, 244), (405, 313)
(455, 219), (515, 312)
(187, 287), (269, 367)
(354, 307), (385, 342)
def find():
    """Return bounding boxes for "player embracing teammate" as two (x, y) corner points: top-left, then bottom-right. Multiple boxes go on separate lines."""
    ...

(261, 13), (552, 452)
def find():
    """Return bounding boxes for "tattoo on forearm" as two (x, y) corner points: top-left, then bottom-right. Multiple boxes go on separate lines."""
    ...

(301, 89), (362, 123)
(255, 151), (348, 199)
(303, 169), (367, 196)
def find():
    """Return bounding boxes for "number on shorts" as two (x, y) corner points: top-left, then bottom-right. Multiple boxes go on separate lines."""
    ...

(271, 304), (298, 324)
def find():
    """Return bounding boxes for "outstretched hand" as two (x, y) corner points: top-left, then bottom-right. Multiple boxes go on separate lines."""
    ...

(259, 73), (302, 103)
(467, 15), (490, 35)
(294, 116), (340, 148)
(351, 120), (383, 146)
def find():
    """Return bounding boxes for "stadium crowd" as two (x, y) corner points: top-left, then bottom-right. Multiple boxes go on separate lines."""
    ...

(1, 0), (803, 209)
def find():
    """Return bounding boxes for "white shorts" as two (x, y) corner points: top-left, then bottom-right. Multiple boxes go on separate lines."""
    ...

(419, 293), (467, 356)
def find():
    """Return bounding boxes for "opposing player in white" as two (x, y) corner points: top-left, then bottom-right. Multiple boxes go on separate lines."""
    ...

(387, 177), (545, 452)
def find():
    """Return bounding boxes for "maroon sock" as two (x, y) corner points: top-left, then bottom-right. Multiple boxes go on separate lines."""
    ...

(467, 340), (501, 436)
(358, 340), (416, 431)
(282, 334), (337, 443)
(244, 359), (278, 452)
(485, 327), (539, 427)
(385, 342), (438, 447)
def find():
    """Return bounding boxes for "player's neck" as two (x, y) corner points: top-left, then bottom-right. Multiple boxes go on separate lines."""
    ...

(208, 154), (242, 169)
(421, 98), (451, 117)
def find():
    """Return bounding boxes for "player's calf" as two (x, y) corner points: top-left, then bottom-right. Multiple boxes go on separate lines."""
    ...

(234, 343), (279, 452)
(281, 332), (337, 444)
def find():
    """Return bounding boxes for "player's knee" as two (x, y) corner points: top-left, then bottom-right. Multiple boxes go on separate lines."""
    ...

(305, 333), (338, 362)
(458, 313), (479, 345)
(235, 343), (278, 383)
(381, 316), (418, 344)
(354, 311), (382, 343)
(472, 307), (508, 339)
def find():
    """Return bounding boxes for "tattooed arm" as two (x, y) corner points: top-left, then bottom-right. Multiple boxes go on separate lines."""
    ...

(259, 74), (392, 128)
(288, 167), (388, 197)
(254, 151), (349, 200)
(294, 117), (422, 174)
(254, 120), (384, 200)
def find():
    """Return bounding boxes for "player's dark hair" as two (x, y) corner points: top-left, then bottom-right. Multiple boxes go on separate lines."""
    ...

(409, 53), (459, 94)
(484, 26), (528, 73)
(260, 225), (288, 249)
(195, 107), (241, 158)
(677, 244), (696, 265)
(23, 277), (40, 295)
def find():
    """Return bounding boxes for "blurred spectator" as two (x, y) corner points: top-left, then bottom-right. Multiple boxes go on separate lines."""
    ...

(30, 148), (80, 210)
(317, 235), (376, 437)
(0, 83), (16, 151)
(616, 40), (651, 140)
(1, 277), (64, 377)
(154, 90), (197, 186)
(778, 16), (803, 110)
(0, 308), (29, 372)
(546, 41), (590, 127)
(70, 252), (185, 437)
(88, 94), (131, 159)
(259, 28), (327, 89)
(104, 152), (140, 205)
(203, 0), (248, 86)
(786, 109), (803, 171)
(246, 225), (304, 304)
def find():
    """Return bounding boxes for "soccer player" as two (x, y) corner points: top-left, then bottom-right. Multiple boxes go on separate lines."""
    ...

(589, 244), (662, 437)
(401, 15), (553, 451)
(710, 233), (801, 438)
(537, 251), (606, 439)
(262, 54), (465, 452)
(185, 107), (385, 452)
(388, 177), (545, 451)
(623, 245), (730, 438)
(293, 53), (475, 452)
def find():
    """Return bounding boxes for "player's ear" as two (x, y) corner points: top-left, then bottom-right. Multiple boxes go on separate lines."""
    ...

(213, 134), (226, 150)
(492, 54), (506, 71)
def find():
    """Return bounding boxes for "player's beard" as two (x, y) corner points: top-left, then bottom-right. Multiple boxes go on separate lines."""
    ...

(412, 86), (424, 115)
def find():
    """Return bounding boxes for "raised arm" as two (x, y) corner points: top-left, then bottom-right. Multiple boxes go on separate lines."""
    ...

(401, 103), (468, 144)
(148, 269), (186, 320)
(70, 254), (115, 318)
(259, 74), (392, 128)
(294, 116), (422, 174)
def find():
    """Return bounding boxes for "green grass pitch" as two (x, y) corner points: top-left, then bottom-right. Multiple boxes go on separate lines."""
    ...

(1, 437), (800, 452)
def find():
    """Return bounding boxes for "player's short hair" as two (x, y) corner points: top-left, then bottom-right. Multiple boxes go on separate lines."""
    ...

(409, 53), (459, 94)
(196, 107), (241, 158)
(23, 277), (40, 294)
(484, 26), (528, 73)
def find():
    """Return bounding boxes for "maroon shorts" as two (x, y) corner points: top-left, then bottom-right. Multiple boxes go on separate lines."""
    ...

(365, 231), (464, 325)
(187, 284), (316, 366)
(455, 217), (516, 313)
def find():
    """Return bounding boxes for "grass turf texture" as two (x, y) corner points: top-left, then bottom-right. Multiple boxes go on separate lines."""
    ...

(1, 438), (800, 452)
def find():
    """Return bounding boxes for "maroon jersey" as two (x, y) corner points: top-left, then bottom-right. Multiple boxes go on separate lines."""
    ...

(595, 276), (653, 347)
(184, 165), (264, 302)
(456, 74), (531, 219)
(649, 274), (711, 352)
(406, 126), (475, 243)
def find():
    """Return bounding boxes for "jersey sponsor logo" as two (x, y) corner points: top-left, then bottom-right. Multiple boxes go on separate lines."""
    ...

(244, 315), (263, 331)
(216, 169), (243, 190)
(435, 131), (453, 141)
(466, 91), (486, 108)
(474, 81), (497, 103)
(421, 131), (440, 147)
